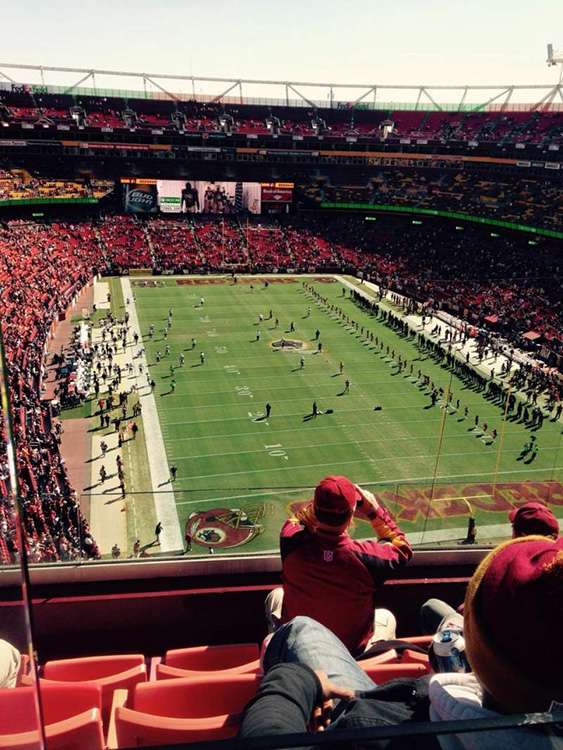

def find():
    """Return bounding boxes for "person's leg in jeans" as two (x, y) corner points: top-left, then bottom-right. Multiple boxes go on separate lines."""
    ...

(420, 598), (460, 635)
(263, 615), (376, 693)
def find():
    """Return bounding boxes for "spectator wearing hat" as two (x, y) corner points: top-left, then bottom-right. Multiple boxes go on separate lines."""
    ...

(243, 536), (563, 749)
(421, 501), (560, 635)
(509, 502), (559, 539)
(265, 475), (412, 656)
(429, 534), (563, 748)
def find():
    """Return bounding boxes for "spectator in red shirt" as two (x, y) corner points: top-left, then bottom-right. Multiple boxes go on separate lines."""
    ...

(265, 475), (412, 656)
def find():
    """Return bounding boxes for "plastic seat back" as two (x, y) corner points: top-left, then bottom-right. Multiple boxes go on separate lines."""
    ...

(156, 659), (260, 680)
(45, 709), (104, 750)
(39, 681), (103, 724)
(117, 674), (260, 747)
(132, 674), (260, 718)
(164, 643), (259, 671)
(115, 707), (240, 746)
(401, 648), (430, 665)
(363, 662), (428, 683)
(43, 655), (146, 722)
(0, 687), (103, 750)
(43, 654), (145, 682)
(0, 687), (37, 734)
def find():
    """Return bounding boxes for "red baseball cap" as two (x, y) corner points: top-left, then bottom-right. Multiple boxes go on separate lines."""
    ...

(508, 502), (559, 538)
(314, 475), (361, 519)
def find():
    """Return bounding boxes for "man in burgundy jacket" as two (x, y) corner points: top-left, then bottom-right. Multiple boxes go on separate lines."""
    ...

(265, 475), (413, 656)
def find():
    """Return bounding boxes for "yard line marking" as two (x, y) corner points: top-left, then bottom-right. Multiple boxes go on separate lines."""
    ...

(167, 430), (534, 462)
(171, 458), (563, 483)
(158, 415), (510, 443)
(122, 278), (182, 553)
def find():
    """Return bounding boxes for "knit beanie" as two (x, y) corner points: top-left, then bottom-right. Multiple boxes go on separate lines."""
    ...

(464, 536), (563, 713)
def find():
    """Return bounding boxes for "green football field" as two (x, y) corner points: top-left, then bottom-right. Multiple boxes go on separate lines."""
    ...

(131, 276), (563, 553)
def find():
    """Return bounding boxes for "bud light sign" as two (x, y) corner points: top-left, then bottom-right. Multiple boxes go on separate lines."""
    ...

(124, 184), (158, 214)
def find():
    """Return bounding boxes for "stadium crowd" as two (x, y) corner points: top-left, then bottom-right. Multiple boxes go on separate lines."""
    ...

(0, 220), (103, 563)
(300, 170), (563, 232)
(140, 214), (561, 355)
(2, 90), (563, 146)
(0, 210), (560, 564)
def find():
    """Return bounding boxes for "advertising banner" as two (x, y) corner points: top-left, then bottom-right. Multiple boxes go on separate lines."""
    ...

(123, 183), (158, 214)
(261, 186), (293, 203)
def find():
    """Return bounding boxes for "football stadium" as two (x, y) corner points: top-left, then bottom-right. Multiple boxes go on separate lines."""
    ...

(0, 17), (562, 749)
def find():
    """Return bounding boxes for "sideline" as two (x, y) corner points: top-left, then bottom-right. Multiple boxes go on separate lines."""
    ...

(122, 278), (183, 553)
(335, 274), (516, 384)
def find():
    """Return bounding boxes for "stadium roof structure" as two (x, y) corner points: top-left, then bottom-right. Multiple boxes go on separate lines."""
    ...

(1, 62), (563, 111)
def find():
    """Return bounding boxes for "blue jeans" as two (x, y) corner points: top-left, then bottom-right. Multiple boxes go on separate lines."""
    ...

(263, 615), (376, 693)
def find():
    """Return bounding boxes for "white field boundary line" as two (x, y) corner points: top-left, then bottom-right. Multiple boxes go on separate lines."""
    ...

(160, 413), (524, 441)
(122, 278), (183, 553)
(156, 380), (445, 400)
(169, 459), (563, 484)
(158, 393), (437, 410)
(167, 429), (531, 463)
(160, 401), (552, 427)
(175, 484), (563, 507)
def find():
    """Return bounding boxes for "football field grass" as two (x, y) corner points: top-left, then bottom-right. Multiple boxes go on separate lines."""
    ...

(132, 276), (563, 553)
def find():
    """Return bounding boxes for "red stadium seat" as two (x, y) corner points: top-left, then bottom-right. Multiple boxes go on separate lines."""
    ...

(43, 654), (146, 721)
(115, 674), (260, 746)
(0, 683), (104, 750)
(402, 635), (433, 648)
(159, 643), (260, 678)
(361, 662), (429, 682)
(156, 660), (261, 680)
(0, 710), (104, 750)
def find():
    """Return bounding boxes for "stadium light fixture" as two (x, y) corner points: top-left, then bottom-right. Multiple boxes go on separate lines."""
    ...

(546, 43), (563, 83)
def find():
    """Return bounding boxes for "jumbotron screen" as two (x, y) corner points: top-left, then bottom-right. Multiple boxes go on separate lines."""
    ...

(122, 179), (293, 214)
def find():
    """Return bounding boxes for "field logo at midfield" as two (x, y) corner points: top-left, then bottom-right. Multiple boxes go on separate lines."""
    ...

(186, 504), (272, 549)
(289, 481), (562, 525)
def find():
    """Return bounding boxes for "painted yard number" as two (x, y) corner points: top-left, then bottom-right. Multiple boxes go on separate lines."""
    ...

(224, 365), (240, 374)
(265, 443), (289, 460)
(236, 385), (254, 398)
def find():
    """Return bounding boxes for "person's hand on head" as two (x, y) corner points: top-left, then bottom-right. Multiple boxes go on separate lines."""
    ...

(353, 485), (380, 521)
(311, 670), (355, 732)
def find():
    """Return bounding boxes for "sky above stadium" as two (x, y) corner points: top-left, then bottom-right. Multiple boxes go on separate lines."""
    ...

(2, 0), (563, 103)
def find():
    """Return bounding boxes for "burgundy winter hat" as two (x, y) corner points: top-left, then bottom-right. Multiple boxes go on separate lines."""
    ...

(314, 476), (361, 524)
(508, 501), (559, 538)
(464, 536), (563, 713)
